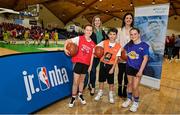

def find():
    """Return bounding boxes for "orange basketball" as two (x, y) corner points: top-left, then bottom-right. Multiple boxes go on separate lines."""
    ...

(66, 42), (78, 57)
(121, 49), (128, 61)
(94, 46), (104, 58)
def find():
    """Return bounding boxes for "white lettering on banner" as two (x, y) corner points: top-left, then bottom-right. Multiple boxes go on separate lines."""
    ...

(62, 68), (69, 83)
(23, 65), (69, 101)
(135, 3), (170, 16)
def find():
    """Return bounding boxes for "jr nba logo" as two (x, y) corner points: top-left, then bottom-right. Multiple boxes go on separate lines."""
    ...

(23, 65), (70, 101)
(37, 67), (50, 91)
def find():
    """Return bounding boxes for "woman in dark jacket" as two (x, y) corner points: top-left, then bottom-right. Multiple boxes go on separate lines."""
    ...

(88, 15), (107, 96)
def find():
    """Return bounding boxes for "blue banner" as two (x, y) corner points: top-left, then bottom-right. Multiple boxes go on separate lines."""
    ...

(135, 4), (169, 89)
(0, 51), (73, 113)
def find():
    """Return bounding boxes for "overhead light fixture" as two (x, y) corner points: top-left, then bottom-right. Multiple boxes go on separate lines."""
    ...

(82, 15), (85, 20)
(62, 13), (65, 17)
(152, 0), (155, 5)
(95, 5), (98, 9)
(106, 10), (109, 13)
(130, 2), (133, 6)
(112, 4), (114, 8)
(82, 1), (85, 5)
(99, 0), (102, 2)
(120, 9), (123, 12)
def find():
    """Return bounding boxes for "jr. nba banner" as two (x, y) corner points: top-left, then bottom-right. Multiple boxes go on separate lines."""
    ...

(134, 3), (169, 89)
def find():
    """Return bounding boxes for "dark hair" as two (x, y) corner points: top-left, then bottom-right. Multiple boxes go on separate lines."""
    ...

(107, 28), (118, 34)
(121, 12), (134, 28)
(130, 27), (140, 34)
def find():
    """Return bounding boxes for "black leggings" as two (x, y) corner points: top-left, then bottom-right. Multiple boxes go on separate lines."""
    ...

(118, 63), (128, 86)
(89, 58), (100, 88)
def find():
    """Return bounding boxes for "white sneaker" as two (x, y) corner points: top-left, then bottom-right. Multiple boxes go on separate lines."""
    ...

(175, 59), (180, 62)
(169, 59), (172, 63)
(130, 101), (139, 112)
(69, 97), (76, 108)
(122, 98), (132, 108)
(109, 92), (114, 104)
(94, 90), (103, 101)
(78, 94), (86, 105)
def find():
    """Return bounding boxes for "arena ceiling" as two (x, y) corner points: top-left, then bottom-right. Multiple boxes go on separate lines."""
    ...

(0, 0), (179, 24)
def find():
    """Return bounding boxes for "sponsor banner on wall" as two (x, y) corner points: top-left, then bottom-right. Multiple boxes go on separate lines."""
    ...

(134, 3), (169, 89)
(29, 20), (37, 25)
(0, 51), (73, 113)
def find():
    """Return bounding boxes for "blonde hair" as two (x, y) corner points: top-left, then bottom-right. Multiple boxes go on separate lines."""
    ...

(92, 15), (102, 32)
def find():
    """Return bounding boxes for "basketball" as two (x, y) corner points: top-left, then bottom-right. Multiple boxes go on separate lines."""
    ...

(94, 46), (104, 58)
(120, 49), (128, 61)
(66, 42), (78, 57)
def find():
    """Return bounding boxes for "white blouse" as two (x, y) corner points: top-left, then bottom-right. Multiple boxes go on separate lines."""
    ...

(116, 27), (131, 48)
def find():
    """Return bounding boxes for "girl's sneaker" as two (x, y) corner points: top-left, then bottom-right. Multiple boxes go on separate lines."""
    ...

(109, 92), (114, 104)
(94, 90), (103, 101)
(129, 101), (139, 112)
(69, 96), (76, 108)
(122, 98), (132, 108)
(78, 94), (86, 105)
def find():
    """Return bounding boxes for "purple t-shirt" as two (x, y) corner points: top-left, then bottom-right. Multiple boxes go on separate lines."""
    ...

(124, 41), (149, 70)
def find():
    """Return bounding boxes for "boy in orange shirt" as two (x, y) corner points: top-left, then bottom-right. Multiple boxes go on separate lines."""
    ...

(94, 28), (121, 103)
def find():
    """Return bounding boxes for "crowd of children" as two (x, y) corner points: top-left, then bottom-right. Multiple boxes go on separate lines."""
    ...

(0, 22), (65, 46)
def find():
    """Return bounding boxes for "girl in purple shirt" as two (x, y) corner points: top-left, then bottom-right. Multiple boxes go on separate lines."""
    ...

(121, 28), (149, 112)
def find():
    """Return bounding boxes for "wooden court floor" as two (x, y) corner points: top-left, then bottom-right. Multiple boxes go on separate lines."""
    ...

(36, 59), (180, 114)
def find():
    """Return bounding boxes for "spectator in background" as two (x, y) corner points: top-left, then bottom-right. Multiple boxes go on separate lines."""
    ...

(54, 30), (59, 45)
(164, 36), (170, 57)
(173, 35), (180, 62)
(33, 30), (40, 45)
(38, 29), (44, 45)
(44, 30), (50, 47)
(166, 34), (175, 62)
(3, 30), (10, 44)
(11, 28), (17, 44)
(24, 29), (30, 45)
(0, 25), (3, 40)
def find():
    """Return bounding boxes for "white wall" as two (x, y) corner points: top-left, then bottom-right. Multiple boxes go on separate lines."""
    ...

(167, 15), (180, 35)
(65, 16), (90, 28)
(0, 14), (14, 23)
(39, 5), (65, 29)
(103, 17), (122, 28)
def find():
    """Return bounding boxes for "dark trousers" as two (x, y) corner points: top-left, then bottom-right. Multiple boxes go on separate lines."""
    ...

(167, 46), (174, 60)
(173, 47), (180, 59)
(89, 57), (100, 88)
(118, 62), (128, 97)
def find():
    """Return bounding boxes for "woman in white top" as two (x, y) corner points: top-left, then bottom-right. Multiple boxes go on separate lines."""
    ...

(117, 12), (134, 98)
